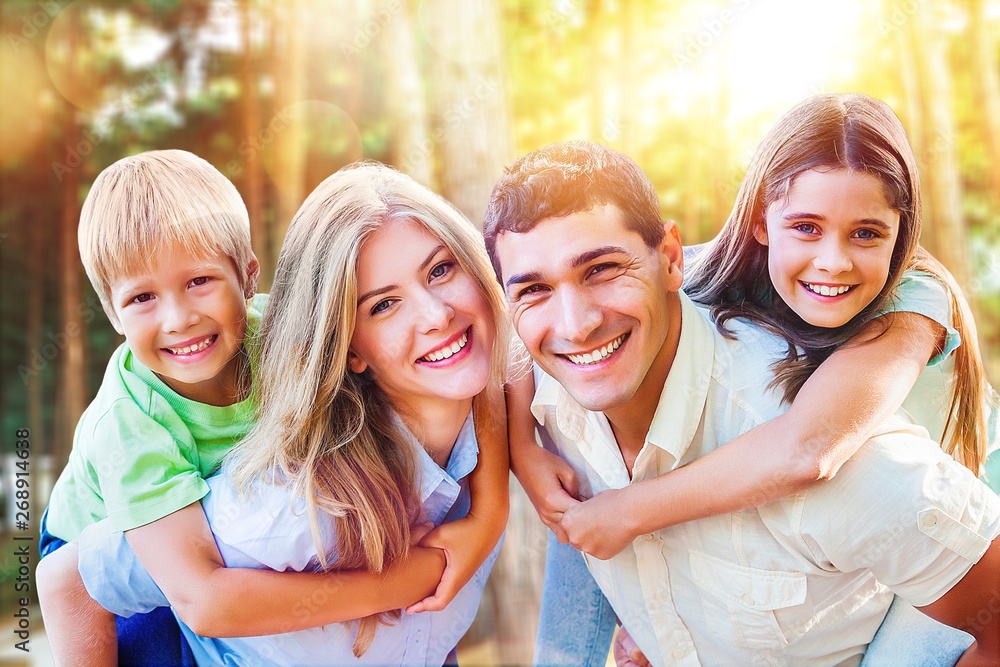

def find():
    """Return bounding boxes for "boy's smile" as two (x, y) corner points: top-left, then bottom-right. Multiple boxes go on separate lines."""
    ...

(110, 244), (252, 406)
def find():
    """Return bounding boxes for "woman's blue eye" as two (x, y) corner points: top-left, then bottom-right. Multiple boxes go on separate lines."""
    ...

(430, 262), (453, 279)
(371, 299), (392, 315)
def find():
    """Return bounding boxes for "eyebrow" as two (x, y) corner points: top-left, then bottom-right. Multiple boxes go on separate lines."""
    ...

(357, 244), (447, 306)
(504, 245), (630, 291)
(783, 212), (893, 230)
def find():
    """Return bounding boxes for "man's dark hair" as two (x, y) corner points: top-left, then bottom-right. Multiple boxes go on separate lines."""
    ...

(483, 141), (664, 280)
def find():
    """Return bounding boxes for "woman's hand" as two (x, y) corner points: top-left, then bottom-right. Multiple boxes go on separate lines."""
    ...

(404, 517), (489, 614)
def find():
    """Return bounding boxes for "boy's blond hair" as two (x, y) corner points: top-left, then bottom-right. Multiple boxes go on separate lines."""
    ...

(78, 150), (256, 330)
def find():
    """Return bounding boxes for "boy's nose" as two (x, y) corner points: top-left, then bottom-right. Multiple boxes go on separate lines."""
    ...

(161, 298), (200, 333)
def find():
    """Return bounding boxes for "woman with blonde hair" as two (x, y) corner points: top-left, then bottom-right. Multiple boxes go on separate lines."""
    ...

(76, 161), (514, 665)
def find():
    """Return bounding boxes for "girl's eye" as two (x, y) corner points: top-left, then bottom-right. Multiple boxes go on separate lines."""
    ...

(793, 223), (818, 235)
(429, 261), (454, 279)
(854, 228), (881, 240)
(370, 299), (394, 316)
(189, 276), (210, 287)
(132, 293), (154, 304)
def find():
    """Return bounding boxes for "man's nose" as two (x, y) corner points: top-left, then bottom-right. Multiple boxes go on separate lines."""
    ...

(554, 287), (603, 345)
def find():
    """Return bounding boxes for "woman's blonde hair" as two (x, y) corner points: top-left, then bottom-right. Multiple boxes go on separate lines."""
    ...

(226, 161), (511, 655)
(78, 150), (256, 328)
(686, 93), (990, 475)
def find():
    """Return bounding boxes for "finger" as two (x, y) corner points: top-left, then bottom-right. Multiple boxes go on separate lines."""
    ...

(557, 465), (580, 500)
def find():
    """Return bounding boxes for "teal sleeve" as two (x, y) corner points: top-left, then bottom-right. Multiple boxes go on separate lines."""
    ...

(90, 399), (209, 532)
(882, 270), (960, 367)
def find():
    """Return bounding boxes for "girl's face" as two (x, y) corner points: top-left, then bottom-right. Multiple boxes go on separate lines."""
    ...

(755, 168), (901, 329)
(349, 218), (495, 413)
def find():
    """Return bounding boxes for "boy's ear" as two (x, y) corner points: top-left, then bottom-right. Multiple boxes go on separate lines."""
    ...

(347, 351), (367, 375)
(753, 221), (769, 246)
(658, 219), (684, 292)
(244, 255), (261, 299)
(102, 302), (125, 335)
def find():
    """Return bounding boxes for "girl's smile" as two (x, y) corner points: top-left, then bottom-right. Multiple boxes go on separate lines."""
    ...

(756, 168), (901, 329)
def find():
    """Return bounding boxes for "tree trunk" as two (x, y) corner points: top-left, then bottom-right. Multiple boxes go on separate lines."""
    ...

(904, 3), (970, 290)
(968, 0), (1000, 205)
(58, 16), (87, 473)
(241, 0), (268, 284)
(269, 0), (307, 265)
(425, 0), (511, 229)
(383, 0), (435, 188)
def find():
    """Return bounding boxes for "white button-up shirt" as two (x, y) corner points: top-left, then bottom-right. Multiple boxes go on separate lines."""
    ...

(531, 292), (1000, 667)
(79, 413), (501, 666)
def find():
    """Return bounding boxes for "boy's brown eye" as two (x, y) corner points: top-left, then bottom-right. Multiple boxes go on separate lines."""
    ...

(190, 276), (210, 287)
(133, 293), (153, 304)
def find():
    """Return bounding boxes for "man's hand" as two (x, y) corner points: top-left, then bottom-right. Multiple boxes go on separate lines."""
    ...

(511, 443), (580, 541)
(613, 626), (650, 667)
(561, 487), (638, 559)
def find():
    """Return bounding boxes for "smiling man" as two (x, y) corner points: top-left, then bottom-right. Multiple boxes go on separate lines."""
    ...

(484, 141), (1000, 666)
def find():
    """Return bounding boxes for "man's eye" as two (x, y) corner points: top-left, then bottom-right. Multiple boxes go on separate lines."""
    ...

(588, 263), (615, 277)
(516, 284), (546, 300)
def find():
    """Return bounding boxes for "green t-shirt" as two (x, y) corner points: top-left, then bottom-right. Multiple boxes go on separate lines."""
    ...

(45, 294), (268, 541)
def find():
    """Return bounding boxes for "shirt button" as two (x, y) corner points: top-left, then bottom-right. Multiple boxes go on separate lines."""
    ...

(672, 648), (686, 660)
(416, 630), (424, 642)
(642, 533), (655, 542)
(925, 513), (939, 527)
(740, 593), (755, 607)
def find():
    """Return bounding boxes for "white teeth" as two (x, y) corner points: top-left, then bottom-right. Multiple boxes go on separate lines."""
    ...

(421, 332), (468, 362)
(167, 335), (215, 356)
(805, 283), (852, 297)
(566, 334), (626, 366)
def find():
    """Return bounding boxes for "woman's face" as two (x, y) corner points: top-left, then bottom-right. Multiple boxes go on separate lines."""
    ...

(349, 218), (496, 413)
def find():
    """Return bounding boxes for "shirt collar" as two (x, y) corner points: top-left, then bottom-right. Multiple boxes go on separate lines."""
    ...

(393, 411), (478, 503)
(531, 291), (715, 464)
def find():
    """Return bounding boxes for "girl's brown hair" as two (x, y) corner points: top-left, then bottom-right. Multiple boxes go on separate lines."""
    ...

(686, 93), (989, 474)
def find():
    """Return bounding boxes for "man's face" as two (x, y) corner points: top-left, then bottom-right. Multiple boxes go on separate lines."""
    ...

(496, 204), (684, 415)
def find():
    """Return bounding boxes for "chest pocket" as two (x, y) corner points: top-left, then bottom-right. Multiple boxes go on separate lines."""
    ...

(690, 550), (809, 650)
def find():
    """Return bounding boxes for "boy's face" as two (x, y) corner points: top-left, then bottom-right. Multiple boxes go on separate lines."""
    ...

(495, 203), (684, 415)
(108, 245), (254, 405)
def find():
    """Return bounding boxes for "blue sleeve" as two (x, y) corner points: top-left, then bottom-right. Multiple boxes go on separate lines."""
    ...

(77, 519), (170, 617)
(882, 270), (960, 366)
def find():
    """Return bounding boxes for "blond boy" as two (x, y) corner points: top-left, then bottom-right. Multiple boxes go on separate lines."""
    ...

(38, 150), (262, 665)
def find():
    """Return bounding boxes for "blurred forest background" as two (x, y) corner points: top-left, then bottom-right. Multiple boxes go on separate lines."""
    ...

(1, 0), (999, 664)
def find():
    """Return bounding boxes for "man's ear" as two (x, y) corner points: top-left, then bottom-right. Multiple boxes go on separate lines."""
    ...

(347, 352), (367, 375)
(753, 221), (769, 246)
(659, 220), (685, 292)
(244, 255), (261, 299)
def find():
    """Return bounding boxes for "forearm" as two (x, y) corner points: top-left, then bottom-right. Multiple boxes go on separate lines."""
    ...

(186, 546), (446, 637)
(506, 370), (540, 481)
(620, 313), (939, 536)
(469, 381), (510, 546)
